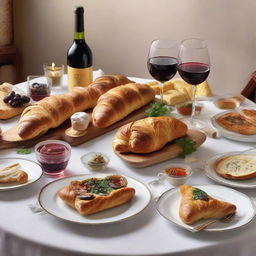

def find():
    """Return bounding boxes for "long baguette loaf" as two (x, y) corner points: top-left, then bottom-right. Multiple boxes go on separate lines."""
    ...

(112, 116), (187, 153)
(17, 75), (132, 140)
(92, 83), (155, 128)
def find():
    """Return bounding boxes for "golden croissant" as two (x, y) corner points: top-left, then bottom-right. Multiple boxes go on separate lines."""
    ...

(112, 116), (187, 153)
(17, 75), (132, 140)
(92, 83), (155, 128)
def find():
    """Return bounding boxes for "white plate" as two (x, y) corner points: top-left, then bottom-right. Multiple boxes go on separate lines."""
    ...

(0, 157), (43, 191)
(211, 110), (256, 142)
(205, 150), (256, 189)
(156, 184), (256, 232)
(39, 173), (151, 224)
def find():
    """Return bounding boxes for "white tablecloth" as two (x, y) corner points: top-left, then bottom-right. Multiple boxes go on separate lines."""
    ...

(0, 75), (256, 256)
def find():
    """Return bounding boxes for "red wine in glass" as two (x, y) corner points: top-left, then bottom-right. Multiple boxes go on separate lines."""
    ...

(177, 62), (210, 85)
(147, 56), (178, 82)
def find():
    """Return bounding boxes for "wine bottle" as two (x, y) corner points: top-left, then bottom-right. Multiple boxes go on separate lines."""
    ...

(67, 6), (93, 90)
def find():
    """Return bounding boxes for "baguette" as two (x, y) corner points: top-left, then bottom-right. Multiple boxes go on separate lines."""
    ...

(58, 175), (135, 215)
(92, 83), (155, 128)
(0, 163), (28, 184)
(17, 75), (132, 140)
(113, 116), (187, 153)
(179, 185), (236, 224)
(215, 154), (256, 180)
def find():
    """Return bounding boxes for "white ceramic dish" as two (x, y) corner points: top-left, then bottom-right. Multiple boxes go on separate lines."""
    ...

(156, 184), (256, 232)
(0, 157), (43, 191)
(211, 110), (256, 142)
(205, 150), (256, 189)
(39, 173), (151, 224)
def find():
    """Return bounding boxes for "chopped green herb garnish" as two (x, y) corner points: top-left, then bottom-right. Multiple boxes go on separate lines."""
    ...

(192, 188), (209, 201)
(16, 146), (32, 155)
(176, 138), (196, 158)
(145, 102), (171, 117)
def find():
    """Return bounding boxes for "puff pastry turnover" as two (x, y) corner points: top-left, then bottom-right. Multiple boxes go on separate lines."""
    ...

(0, 163), (28, 184)
(179, 185), (236, 224)
(58, 175), (135, 215)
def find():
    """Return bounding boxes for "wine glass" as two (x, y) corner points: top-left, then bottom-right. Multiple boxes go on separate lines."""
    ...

(147, 39), (178, 104)
(177, 38), (210, 129)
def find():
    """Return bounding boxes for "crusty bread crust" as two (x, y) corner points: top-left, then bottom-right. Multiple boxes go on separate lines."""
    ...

(58, 179), (135, 215)
(239, 109), (256, 126)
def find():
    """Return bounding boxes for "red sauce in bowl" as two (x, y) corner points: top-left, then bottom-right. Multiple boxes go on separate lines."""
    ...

(165, 167), (187, 177)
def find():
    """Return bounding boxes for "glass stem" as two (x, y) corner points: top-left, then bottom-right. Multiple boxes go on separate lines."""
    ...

(190, 85), (197, 125)
(160, 82), (164, 104)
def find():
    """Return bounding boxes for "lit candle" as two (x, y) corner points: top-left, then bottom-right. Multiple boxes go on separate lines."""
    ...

(44, 63), (64, 88)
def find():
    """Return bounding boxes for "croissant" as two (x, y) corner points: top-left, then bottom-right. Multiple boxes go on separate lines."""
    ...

(92, 83), (155, 128)
(17, 75), (132, 140)
(112, 116), (187, 153)
(179, 185), (236, 224)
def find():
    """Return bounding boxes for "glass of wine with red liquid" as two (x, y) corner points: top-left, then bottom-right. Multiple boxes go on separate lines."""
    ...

(147, 39), (178, 104)
(177, 38), (210, 129)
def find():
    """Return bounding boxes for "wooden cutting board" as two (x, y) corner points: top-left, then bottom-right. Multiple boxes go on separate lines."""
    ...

(114, 129), (206, 168)
(0, 104), (150, 150)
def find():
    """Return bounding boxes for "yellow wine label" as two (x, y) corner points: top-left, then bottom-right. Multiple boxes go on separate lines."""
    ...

(67, 66), (93, 90)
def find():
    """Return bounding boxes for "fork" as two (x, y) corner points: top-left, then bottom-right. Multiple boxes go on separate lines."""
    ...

(192, 213), (235, 232)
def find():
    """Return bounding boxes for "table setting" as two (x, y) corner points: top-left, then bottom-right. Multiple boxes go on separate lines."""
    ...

(1, 23), (256, 255)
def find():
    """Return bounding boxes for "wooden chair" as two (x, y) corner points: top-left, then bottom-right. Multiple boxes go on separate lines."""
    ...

(241, 71), (256, 102)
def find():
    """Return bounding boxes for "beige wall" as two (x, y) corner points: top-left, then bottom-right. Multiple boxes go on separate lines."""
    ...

(13, 0), (256, 94)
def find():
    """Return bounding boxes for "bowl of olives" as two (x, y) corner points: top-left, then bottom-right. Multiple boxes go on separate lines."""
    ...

(3, 91), (30, 108)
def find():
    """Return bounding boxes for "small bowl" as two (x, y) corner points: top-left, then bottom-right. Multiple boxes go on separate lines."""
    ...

(81, 152), (110, 171)
(175, 101), (203, 116)
(162, 163), (192, 187)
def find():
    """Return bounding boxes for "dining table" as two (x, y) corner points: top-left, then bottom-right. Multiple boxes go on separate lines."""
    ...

(0, 73), (256, 256)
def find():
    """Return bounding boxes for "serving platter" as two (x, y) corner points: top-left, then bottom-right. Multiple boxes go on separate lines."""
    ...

(156, 184), (256, 232)
(211, 110), (256, 142)
(0, 157), (43, 191)
(0, 104), (150, 149)
(204, 150), (256, 189)
(114, 129), (206, 167)
(38, 173), (151, 224)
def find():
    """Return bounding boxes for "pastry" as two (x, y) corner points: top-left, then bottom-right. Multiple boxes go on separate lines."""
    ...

(179, 185), (236, 224)
(58, 175), (135, 215)
(112, 116), (187, 153)
(239, 109), (256, 126)
(92, 83), (155, 128)
(16, 75), (132, 140)
(146, 80), (174, 94)
(216, 112), (256, 135)
(215, 154), (256, 180)
(0, 163), (28, 184)
(163, 90), (188, 105)
(65, 112), (91, 137)
(0, 83), (28, 119)
(214, 96), (245, 109)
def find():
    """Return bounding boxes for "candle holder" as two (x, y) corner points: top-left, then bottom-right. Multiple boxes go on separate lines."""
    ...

(44, 63), (64, 89)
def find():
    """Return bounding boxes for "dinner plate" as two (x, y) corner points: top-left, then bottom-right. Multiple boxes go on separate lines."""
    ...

(211, 110), (256, 142)
(0, 157), (43, 191)
(39, 173), (151, 224)
(204, 150), (256, 189)
(156, 184), (256, 232)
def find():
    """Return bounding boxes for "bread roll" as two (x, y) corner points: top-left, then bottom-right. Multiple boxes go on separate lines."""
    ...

(92, 83), (155, 128)
(17, 75), (132, 140)
(113, 116), (187, 153)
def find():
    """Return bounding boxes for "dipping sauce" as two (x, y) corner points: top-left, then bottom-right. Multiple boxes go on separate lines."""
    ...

(35, 140), (71, 177)
(29, 82), (50, 101)
(176, 102), (202, 116)
(165, 167), (187, 177)
(81, 152), (109, 171)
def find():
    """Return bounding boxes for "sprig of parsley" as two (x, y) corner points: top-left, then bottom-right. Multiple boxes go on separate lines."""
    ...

(16, 146), (32, 155)
(145, 102), (171, 117)
(176, 138), (196, 158)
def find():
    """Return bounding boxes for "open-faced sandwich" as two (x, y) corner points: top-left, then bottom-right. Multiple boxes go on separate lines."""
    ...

(58, 175), (136, 215)
(179, 185), (236, 224)
(214, 154), (256, 180)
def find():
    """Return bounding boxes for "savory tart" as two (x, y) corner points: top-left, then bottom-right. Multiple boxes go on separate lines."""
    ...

(58, 175), (135, 215)
(179, 185), (236, 224)
(216, 112), (256, 135)
(0, 163), (28, 184)
(215, 154), (256, 180)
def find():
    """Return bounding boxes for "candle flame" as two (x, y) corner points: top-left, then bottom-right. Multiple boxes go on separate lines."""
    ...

(51, 62), (55, 69)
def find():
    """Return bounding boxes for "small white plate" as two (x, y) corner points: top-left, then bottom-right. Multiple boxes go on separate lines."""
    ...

(205, 151), (256, 189)
(211, 110), (256, 142)
(156, 184), (256, 232)
(0, 157), (43, 191)
(39, 173), (151, 224)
